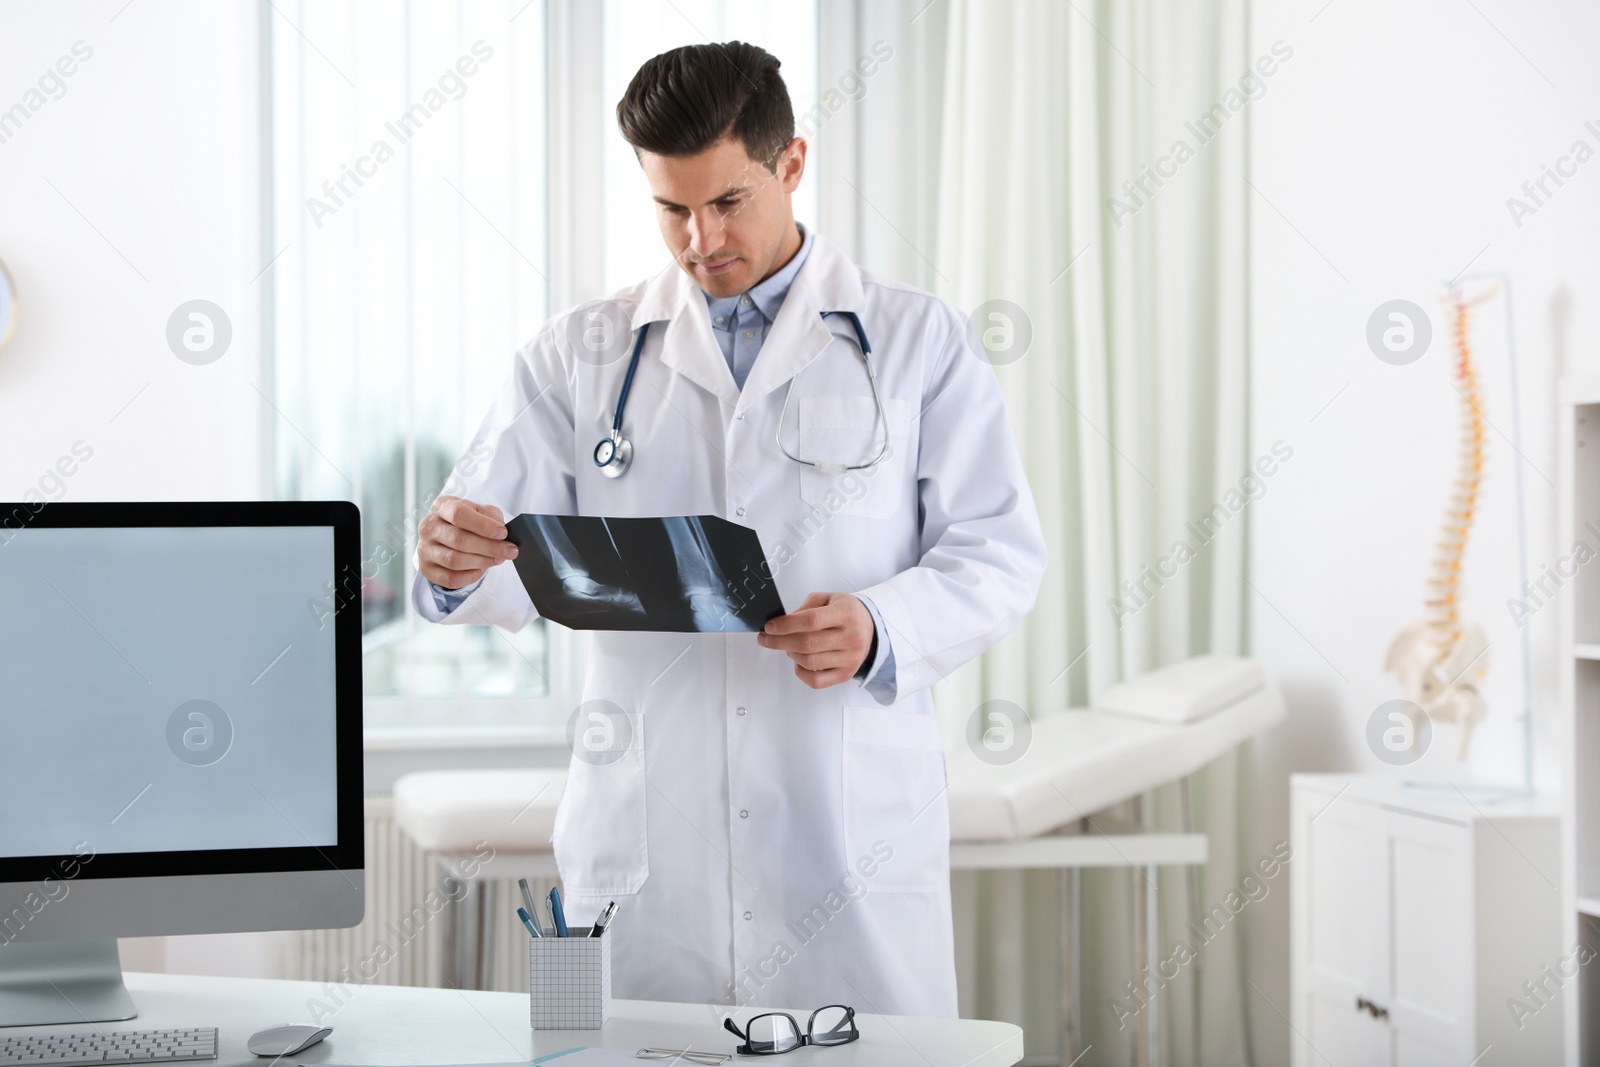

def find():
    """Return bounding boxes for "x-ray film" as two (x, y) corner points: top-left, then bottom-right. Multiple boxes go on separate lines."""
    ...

(504, 514), (786, 632)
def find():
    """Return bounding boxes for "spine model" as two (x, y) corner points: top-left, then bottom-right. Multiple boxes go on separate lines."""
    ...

(1425, 293), (1488, 673)
(1382, 286), (1496, 760)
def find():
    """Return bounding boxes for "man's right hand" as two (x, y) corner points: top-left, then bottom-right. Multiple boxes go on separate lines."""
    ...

(418, 496), (518, 590)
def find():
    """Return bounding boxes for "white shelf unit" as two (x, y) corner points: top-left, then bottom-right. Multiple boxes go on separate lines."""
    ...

(1561, 375), (1600, 1065)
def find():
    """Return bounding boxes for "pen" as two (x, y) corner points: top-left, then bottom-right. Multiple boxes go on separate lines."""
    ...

(518, 877), (539, 921)
(548, 886), (569, 937)
(516, 906), (543, 939)
(589, 900), (618, 938)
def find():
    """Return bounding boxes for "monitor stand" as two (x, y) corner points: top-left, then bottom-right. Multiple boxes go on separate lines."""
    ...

(0, 939), (137, 1027)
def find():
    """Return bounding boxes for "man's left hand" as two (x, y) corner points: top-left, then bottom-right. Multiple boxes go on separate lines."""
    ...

(757, 592), (875, 689)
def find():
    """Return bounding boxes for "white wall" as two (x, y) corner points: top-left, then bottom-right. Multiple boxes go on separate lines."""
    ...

(1247, 0), (1600, 1060)
(0, 0), (269, 977)
(0, 0), (266, 504)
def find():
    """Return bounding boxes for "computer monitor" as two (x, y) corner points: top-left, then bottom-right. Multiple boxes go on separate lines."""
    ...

(0, 502), (364, 1026)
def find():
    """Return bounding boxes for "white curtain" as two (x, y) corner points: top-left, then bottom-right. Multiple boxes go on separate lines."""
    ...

(928, 1), (1252, 1064)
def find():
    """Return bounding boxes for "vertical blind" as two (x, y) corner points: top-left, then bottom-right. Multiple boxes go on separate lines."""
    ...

(271, 0), (551, 726)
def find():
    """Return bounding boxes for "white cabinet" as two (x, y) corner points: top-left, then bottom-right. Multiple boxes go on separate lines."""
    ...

(1291, 774), (1561, 1067)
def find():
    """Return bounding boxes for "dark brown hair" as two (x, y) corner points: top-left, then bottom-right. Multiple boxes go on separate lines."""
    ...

(616, 41), (794, 170)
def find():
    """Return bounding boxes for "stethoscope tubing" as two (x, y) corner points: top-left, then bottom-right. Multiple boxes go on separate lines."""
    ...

(594, 310), (884, 479)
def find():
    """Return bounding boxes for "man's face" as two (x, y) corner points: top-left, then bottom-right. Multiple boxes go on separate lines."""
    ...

(639, 134), (805, 298)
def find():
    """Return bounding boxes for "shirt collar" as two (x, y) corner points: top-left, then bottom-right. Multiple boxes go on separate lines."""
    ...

(704, 222), (814, 330)
(631, 223), (861, 333)
(620, 229), (865, 415)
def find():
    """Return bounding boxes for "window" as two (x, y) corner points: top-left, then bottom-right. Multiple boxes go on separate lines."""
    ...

(270, 0), (817, 736)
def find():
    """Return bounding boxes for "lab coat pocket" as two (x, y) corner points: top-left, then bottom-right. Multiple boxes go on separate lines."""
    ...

(551, 710), (649, 896)
(840, 702), (948, 893)
(796, 396), (915, 520)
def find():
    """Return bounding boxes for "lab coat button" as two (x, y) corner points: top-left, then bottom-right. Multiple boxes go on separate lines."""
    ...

(743, 911), (753, 920)
(739, 809), (749, 818)
(736, 507), (745, 516)
(735, 706), (746, 715)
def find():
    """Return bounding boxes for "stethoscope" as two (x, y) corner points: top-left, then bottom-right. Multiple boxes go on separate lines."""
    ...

(593, 310), (889, 479)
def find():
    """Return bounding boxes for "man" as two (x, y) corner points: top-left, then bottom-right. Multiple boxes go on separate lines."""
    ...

(413, 41), (1045, 1018)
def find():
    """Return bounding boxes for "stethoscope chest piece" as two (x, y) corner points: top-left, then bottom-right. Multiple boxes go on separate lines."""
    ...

(594, 432), (632, 478)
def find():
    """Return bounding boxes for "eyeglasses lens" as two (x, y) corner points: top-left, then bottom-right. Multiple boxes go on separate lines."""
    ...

(809, 1006), (855, 1046)
(746, 1014), (801, 1054)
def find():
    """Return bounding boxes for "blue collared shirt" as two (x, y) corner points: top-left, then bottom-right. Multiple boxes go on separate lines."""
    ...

(703, 223), (813, 389)
(432, 223), (896, 700)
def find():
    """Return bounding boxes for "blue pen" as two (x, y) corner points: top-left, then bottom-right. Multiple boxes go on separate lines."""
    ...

(517, 906), (543, 938)
(548, 886), (569, 937)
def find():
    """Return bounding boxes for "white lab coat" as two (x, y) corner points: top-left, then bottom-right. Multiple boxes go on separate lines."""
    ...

(413, 232), (1046, 1017)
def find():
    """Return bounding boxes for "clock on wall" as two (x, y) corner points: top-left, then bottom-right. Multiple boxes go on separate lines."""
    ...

(0, 259), (14, 352)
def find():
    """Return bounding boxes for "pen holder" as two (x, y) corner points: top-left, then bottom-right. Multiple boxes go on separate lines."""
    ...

(529, 928), (611, 1029)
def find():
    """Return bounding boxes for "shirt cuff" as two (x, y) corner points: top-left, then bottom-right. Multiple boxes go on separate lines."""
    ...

(429, 576), (484, 615)
(853, 593), (897, 704)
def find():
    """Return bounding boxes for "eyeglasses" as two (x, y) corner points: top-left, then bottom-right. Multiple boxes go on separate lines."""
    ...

(722, 1005), (859, 1056)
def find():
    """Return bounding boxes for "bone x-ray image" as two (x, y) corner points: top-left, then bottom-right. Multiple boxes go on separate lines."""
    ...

(504, 514), (786, 632)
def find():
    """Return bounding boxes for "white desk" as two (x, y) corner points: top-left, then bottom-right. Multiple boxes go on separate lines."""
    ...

(49, 974), (1021, 1067)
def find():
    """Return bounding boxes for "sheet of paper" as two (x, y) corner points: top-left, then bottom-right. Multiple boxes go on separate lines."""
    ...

(314, 1048), (722, 1067)
(310, 1062), (533, 1067)
(310, 1062), (532, 1067)
(505, 514), (785, 632)
(536, 1051), (726, 1065)
(310, 1055), (643, 1067)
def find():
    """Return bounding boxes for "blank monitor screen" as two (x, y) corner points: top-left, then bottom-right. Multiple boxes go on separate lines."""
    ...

(0, 526), (337, 858)
(0, 502), (362, 897)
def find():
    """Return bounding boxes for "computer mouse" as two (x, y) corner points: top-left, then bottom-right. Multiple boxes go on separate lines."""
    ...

(247, 1024), (333, 1057)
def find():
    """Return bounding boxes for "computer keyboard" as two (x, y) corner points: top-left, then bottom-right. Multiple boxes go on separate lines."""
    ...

(0, 1027), (217, 1066)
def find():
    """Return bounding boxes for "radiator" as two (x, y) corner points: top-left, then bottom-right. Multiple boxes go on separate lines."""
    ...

(276, 796), (559, 994)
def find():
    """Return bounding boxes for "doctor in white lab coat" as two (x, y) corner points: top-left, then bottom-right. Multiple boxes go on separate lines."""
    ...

(413, 41), (1045, 1018)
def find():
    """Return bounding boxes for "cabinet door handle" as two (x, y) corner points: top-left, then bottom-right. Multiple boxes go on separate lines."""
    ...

(1354, 996), (1390, 1020)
